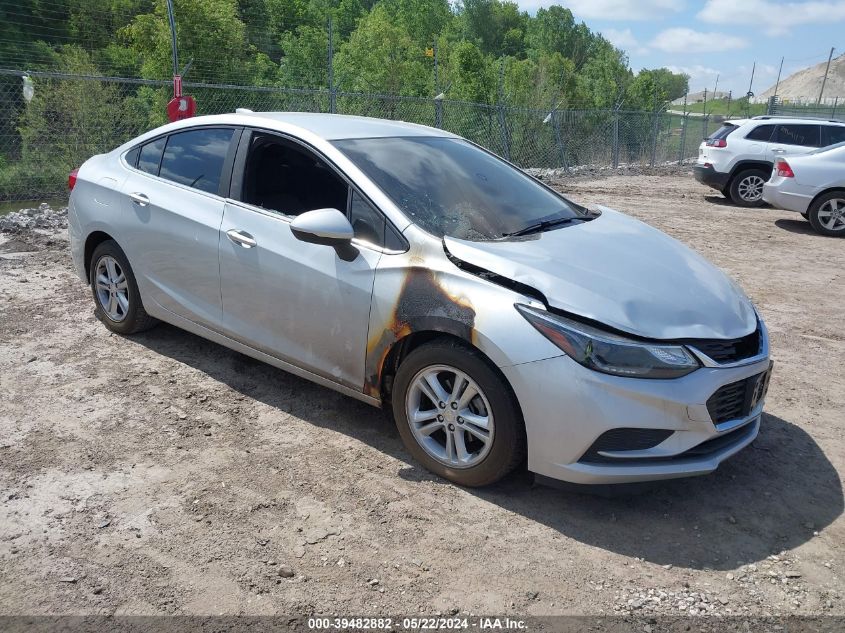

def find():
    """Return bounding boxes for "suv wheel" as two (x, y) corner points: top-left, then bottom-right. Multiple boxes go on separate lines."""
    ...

(391, 339), (525, 487)
(90, 240), (158, 334)
(729, 169), (768, 207)
(808, 192), (845, 237)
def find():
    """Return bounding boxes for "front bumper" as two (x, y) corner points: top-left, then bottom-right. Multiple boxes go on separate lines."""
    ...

(762, 182), (812, 214)
(693, 163), (730, 192)
(502, 353), (771, 485)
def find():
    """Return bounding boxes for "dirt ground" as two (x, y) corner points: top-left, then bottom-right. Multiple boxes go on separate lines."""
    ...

(0, 174), (843, 618)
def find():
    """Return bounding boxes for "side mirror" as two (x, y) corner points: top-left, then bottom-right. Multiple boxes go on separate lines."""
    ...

(290, 208), (354, 247)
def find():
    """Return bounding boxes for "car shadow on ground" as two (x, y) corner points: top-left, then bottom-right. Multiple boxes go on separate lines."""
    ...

(133, 324), (843, 572)
(703, 195), (735, 207)
(774, 218), (816, 235)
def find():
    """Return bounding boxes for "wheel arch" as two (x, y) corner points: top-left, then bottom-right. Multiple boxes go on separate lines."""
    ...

(807, 187), (845, 213)
(728, 160), (773, 187)
(376, 330), (516, 410)
(84, 230), (117, 280)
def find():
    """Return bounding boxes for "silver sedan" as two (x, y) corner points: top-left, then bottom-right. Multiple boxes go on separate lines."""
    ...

(68, 112), (772, 487)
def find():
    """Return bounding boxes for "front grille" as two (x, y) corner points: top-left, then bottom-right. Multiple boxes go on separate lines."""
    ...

(687, 328), (761, 364)
(579, 428), (674, 463)
(706, 367), (772, 424)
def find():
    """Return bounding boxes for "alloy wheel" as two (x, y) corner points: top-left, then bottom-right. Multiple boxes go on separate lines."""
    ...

(817, 198), (845, 232)
(94, 255), (130, 322)
(405, 364), (494, 469)
(737, 175), (765, 202)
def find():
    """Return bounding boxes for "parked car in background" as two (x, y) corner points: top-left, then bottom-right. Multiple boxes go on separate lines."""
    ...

(763, 141), (845, 236)
(694, 116), (845, 207)
(68, 112), (771, 488)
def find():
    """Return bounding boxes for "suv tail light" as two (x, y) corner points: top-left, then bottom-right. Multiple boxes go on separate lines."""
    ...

(776, 159), (794, 178)
(706, 138), (727, 148)
(68, 168), (79, 190)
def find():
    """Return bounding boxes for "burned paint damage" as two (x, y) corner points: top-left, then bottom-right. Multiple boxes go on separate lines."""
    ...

(363, 266), (476, 400)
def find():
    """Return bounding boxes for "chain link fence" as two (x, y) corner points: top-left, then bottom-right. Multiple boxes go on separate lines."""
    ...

(1, 69), (714, 203)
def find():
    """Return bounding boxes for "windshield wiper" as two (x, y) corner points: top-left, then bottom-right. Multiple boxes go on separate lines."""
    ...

(502, 216), (580, 237)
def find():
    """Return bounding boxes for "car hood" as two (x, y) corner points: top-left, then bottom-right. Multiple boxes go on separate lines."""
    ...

(444, 206), (757, 340)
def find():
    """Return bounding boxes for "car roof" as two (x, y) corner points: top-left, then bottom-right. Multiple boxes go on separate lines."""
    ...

(190, 111), (459, 141)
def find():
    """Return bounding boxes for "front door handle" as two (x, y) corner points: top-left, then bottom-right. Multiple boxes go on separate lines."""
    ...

(226, 229), (257, 248)
(772, 147), (786, 154)
(129, 192), (149, 206)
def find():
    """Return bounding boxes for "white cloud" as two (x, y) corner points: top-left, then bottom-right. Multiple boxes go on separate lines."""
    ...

(665, 64), (722, 91)
(518, 0), (684, 20)
(698, 0), (845, 36)
(602, 28), (639, 49)
(651, 27), (749, 53)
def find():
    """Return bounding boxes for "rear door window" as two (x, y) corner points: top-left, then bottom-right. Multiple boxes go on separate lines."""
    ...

(745, 124), (775, 141)
(138, 137), (166, 175)
(774, 124), (821, 147)
(159, 128), (235, 194)
(821, 125), (845, 147)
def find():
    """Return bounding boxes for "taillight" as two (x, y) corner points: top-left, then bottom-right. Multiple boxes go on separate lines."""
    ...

(706, 138), (727, 148)
(776, 160), (794, 178)
(68, 168), (79, 190)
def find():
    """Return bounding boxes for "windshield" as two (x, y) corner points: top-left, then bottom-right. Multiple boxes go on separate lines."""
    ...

(332, 136), (583, 240)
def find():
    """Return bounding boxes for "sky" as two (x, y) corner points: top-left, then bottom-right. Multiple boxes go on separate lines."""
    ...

(514, 0), (845, 97)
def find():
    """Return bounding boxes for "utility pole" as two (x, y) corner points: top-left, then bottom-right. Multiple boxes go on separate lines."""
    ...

(165, 0), (179, 82)
(327, 16), (336, 113)
(773, 56), (784, 99)
(818, 47), (835, 105)
(746, 62), (756, 117)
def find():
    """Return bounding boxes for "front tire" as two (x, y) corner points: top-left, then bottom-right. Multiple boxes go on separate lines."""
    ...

(391, 339), (526, 487)
(729, 169), (768, 207)
(89, 240), (158, 334)
(807, 192), (845, 237)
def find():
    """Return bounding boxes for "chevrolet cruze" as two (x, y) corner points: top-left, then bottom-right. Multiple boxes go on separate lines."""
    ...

(68, 112), (772, 487)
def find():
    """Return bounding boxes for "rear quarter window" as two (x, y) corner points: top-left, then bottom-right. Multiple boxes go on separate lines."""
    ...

(138, 137), (166, 175)
(744, 124), (776, 141)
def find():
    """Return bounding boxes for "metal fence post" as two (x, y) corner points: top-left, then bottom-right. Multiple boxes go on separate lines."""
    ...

(327, 16), (336, 114)
(650, 96), (660, 167)
(612, 106), (620, 168)
(552, 110), (569, 172)
(678, 113), (688, 165)
(833, 96), (839, 119)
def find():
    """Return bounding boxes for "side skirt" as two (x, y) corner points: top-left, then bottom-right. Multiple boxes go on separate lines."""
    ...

(145, 303), (382, 408)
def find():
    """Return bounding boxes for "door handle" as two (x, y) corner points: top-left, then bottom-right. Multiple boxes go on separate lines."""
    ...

(129, 192), (149, 206)
(226, 229), (257, 248)
(772, 147), (786, 154)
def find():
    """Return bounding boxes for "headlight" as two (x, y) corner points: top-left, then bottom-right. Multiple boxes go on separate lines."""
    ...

(516, 304), (700, 379)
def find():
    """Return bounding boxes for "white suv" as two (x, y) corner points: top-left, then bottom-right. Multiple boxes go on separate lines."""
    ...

(694, 116), (845, 207)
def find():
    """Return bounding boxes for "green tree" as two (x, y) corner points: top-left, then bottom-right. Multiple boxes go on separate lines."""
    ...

(334, 5), (429, 96)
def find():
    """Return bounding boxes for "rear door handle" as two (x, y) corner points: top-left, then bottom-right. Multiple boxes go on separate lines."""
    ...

(129, 192), (149, 206)
(226, 229), (257, 248)
(772, 147), (786, 154)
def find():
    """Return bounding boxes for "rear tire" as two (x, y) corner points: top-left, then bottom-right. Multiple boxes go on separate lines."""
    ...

(807, 191), (845, 237)
(89, 240), (158, 334)
(729, 169), (768, 207)
(391, 338), (525, 487)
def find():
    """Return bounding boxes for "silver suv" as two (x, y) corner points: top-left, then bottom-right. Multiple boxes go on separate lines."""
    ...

(68, 112), (772, 487)
(694, 116), (845, 207)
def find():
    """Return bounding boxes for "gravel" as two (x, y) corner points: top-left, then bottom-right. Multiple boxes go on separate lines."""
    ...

(0, 203), (68, 233)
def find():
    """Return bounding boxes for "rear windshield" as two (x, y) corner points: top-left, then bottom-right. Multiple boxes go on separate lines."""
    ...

(708, 124), (737, 141)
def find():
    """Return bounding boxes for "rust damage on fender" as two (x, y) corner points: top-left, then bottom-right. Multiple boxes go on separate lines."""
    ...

(363, 266), (476, 400)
